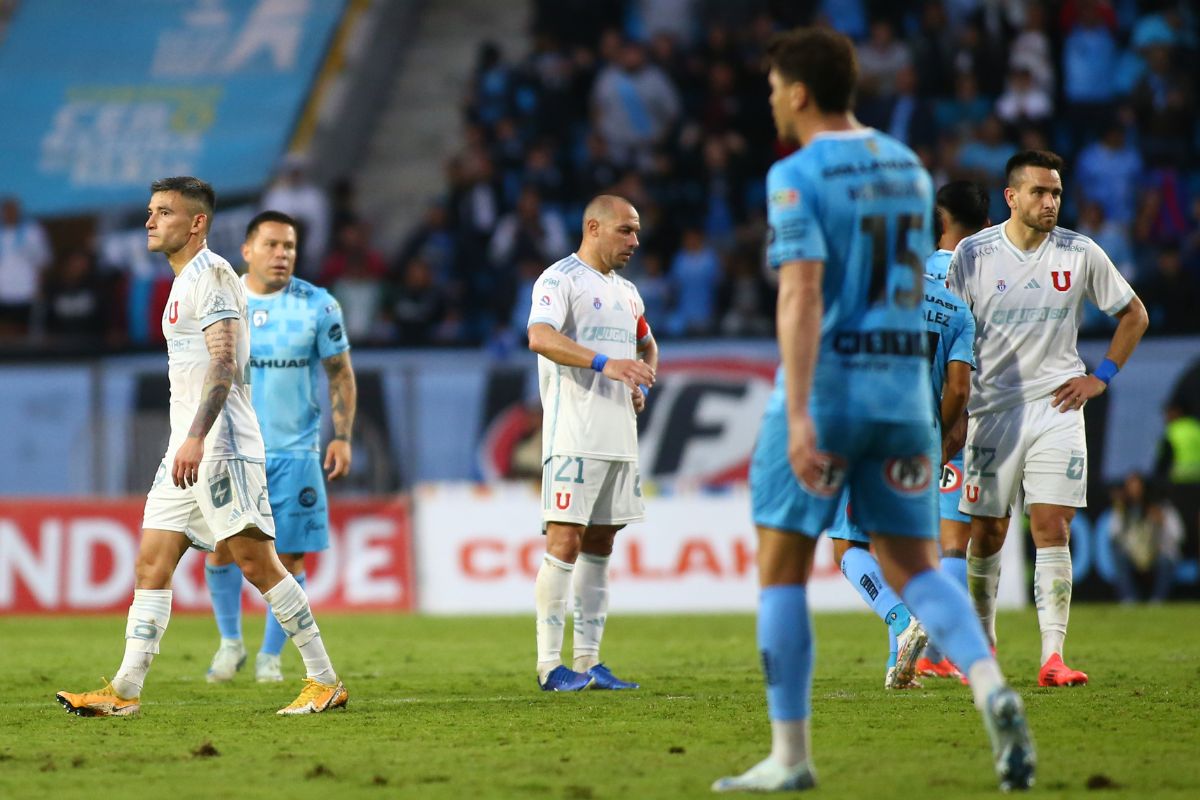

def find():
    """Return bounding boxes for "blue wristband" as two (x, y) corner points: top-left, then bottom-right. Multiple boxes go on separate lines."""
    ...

(1093, 358), (1119, 385)
(638, 384), (650, 399)
(591, 353), (609, 372)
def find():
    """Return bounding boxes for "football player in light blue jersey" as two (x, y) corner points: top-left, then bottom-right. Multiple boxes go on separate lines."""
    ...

(204, 211), (357, 684)
(713, 29), (1033, 794)
(822, 183), (988, 687)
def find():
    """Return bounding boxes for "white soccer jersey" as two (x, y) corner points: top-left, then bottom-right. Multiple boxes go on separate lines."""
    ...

(947, 223), (1134, 415)
(527, 253), (648, 462)
(161, 248), (265, 462)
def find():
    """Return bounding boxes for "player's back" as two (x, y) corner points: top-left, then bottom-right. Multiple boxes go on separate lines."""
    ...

(768, 128), (935, 424)
(246, 276), (348, 455)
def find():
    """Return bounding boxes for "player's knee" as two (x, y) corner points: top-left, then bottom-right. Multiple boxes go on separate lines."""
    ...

(133, 554), (172, 589)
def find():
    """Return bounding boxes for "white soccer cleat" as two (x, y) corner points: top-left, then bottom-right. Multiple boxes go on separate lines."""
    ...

(255, 652), (284, 683)
(712, 757), (817, 793)
(982, 687), (1036, 792)
(206, 639), (246, 683)
(887, 618), (928, 690)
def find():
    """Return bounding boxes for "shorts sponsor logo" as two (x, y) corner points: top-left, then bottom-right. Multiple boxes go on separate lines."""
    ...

(883, 455), (932, 494)
(1051, 270), (1072, 292)
(940, 462), (963, 493)
(964, 484), (980, 503)
(299, 487), (318, 508)
(327, 323), (344, 342)
(554, 492), (571, 510)
(252, 309), (269, 327)
(800, 453), (847, 498)
(209, 474), (232, 508)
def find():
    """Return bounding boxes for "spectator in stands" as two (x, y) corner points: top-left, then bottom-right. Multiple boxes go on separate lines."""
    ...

(953, 115), (1017, 214)
(1130, 37), (1196, 167)
(629, 251), (670, 330)
(1061, 0), (1121, 147)
(909, 1), (957, 98)
(394, 202), (458, 293)
(41, 246), (118, 348)
(718, 248), (772, 338)
(817, 0), (868, 42)
(858, 64), (936, 150)
(1139, 247), (1200, 334)
(666, 227), (719, 337)
(489, 186), (569, 275)
(1182, 197), (1200, 273)
(0, 196), (51, 340)
(994, 60), (1052, 131)
(1109, 472), (1184, 603)
(1009, 3), (1054, 94)
(1076, 123), (1143, 226)
(320, 218), (387, 342)
(1076, 201), (1136, 282)
(856, 19), (912, 99)
(590, 39), (682, 170)
(385, 256), (446, 346)
(467, 41), (514, 128)
(261, 154), (331, 278)
(936, 72), (992, 138)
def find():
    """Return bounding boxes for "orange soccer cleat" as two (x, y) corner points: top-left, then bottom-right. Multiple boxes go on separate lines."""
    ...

(1038, 653), (1088, 687)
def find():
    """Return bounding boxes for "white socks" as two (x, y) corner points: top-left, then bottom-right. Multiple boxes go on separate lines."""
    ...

(967, 658), (1006, 711)
(535, 554), (574, 681)
(967, 551), (1002, 647)
(572, 552), (610, 673)
(113, 589), (172, 699)
(770, 719), (811, 769)
(1034, 545), (1072, 664)
(263, 575), (336, 685)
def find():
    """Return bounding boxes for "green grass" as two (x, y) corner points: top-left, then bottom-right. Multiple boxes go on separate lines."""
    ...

(1, 605), (1198, 799)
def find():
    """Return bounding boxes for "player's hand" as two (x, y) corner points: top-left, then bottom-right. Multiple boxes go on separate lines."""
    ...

(172, 436), (204, 488)
(602, 358), (655, 391)
(632, 386), (646, 413)
(1051, 375), (1105, 413)
(324, 439), (352, 481)
(787, 413), (821, 487)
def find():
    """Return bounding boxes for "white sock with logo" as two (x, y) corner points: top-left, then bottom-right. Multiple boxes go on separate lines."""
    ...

(770, 719), (811, 769)
(535, 553), (575, 682)
(264, 575), (336, 685)
(1034, 545), (1073, 664)
(112, 589), (172, 699)
(967, 552), (1002, 647)
(572, 552), (610, 673)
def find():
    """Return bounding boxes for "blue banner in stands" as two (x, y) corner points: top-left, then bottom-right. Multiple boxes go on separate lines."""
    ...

(0, 0), (345, 216)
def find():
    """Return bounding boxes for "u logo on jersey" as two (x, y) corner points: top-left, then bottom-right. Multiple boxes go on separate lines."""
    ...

(167, 301), (179, 325)
(1051, 270), (1072, 292)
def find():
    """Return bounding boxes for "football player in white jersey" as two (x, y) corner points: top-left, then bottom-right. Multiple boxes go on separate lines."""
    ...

(947, 151), (1148, 687)
(527, 195), (658, 691)
(56, 177), (348, 717)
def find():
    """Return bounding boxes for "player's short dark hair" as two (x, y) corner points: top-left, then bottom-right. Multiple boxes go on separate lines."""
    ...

(765, 27), (857, 113)
(936, 180), (990, 233)
(150, 176), (216, 217)
(245, 210), (299, 241)
(1005, 150), (1064, 187)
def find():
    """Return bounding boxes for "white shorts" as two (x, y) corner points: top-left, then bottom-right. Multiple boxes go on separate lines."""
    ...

(959, 397), (1087, 518)
(143, 457), (275, 552)
(541, 456), (645, 526)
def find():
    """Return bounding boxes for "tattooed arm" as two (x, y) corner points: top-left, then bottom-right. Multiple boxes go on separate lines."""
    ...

(321, 350), (357, 480)
(172, 319), (238, 487)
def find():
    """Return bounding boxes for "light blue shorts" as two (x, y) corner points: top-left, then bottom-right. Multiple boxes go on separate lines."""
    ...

(750, 406), (938, 540)
(266, 454), (330, 554)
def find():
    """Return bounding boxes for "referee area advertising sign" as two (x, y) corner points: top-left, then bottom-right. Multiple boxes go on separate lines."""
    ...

(0, 0), (346, 216)
(0, 498), (414, 614)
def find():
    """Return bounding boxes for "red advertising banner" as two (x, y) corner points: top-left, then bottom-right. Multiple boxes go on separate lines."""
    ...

(0, 498), (415, 614)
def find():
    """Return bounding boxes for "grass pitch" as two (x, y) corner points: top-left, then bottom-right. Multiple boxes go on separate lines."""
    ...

(1, 605), (1197, 799)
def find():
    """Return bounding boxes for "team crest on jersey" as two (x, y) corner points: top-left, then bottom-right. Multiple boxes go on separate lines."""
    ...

(996, 279), (1007, 293)
(800, 453), (847, 497)
(769, 189), (799, 208)
(252, 309), (269, 327)
(1051, 270), (1072, 292)
(166, 301), (179, 325)
(593, 297), (602, 310)
(883, 455), (932, 494)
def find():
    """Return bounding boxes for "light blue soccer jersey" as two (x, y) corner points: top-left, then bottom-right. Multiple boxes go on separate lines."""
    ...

(923, 269), (975, 434)
(245, 277), (349, 455)
(925, 248), (952, 282)
(766, 129), (935, 424)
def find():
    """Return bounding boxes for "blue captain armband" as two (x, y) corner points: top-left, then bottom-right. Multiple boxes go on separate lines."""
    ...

(591, 353), (609, 372)
(1093, 358), (1119, 385)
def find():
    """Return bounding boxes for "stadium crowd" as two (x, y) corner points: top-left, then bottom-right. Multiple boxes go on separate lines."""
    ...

(0, 0), (1198, 354)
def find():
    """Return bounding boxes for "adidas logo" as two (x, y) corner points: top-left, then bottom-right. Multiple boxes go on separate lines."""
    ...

(1024, 279), (1041, 289)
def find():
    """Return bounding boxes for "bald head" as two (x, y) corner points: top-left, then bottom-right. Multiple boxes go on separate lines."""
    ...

(577, 194), (640, 273)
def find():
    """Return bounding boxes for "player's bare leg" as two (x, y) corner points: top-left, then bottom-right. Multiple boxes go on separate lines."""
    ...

(1029, 503), (1087, 686)
(56, 530), (190, 716)
(226, 529), (346, 714)
(967, 515), (1008, 647)
(714, 528), (818, 792)
(535, 522), (593, 690)
(873, 535), (1034, 792)
(573, 524), (637, 689)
